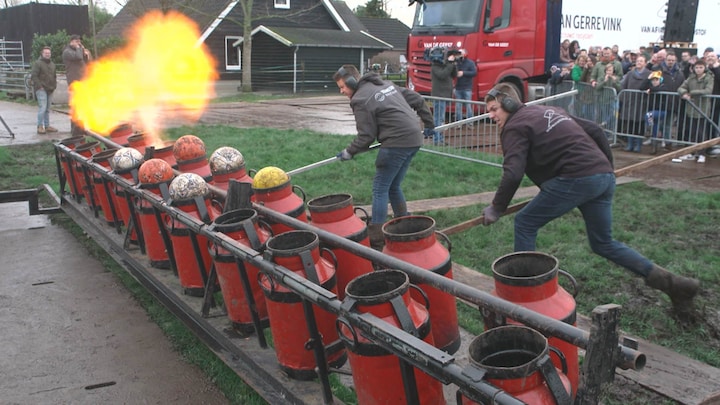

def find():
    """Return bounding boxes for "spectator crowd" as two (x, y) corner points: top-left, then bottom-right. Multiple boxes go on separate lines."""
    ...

(549, 42), (720, 162)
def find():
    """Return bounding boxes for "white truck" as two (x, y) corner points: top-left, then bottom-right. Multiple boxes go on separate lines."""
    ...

(560, 0), (720, 53)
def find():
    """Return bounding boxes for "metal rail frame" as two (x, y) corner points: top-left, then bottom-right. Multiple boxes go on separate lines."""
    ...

(9, 139), (646, 405)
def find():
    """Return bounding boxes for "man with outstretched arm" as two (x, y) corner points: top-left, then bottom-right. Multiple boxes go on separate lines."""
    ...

(481, 83), (699, 317)
(333, 64), (435, 250)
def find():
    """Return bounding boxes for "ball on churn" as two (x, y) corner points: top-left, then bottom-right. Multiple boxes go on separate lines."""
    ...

(111, 147), (144, 172)
(168, 172), (209, 200)
(209, 146), (245, 175)
(172, 134), (207, 162)
(252, 166), (289, 189)
(138, 158), (175, 185)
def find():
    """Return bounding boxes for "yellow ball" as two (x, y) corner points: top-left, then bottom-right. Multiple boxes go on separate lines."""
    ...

(252, 166), (289, 189)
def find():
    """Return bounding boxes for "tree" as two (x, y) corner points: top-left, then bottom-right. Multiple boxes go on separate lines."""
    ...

(355, 0), (388, 18)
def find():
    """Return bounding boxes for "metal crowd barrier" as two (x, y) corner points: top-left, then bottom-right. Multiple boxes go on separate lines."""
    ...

(424, 82), (719, 163)
(617, 89), (720, 150)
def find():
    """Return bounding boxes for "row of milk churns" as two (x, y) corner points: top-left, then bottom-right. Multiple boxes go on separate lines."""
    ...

(198, 167), (579, 404)
(59, 131), (579, 404)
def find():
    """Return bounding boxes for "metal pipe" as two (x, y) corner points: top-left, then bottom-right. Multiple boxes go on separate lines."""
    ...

(60, 141), (643, 370)
(56, 144), (526, 403)
(252, 205), (645, 371)
(287, 143), (380, 176)
(68, 128), (645, 371)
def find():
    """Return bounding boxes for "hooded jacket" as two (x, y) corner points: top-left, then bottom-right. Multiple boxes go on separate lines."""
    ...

(346, 73), (434, 155)
(492, 105), (614, 211)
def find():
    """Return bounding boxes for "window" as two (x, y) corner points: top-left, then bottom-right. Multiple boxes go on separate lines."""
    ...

(226, 36), (242, 71)
(274, 0), (289, 9)
(484, 0), (511, 32)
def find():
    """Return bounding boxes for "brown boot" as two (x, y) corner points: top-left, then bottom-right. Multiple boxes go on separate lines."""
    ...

(37, 125), (46, 134)
(45, 126), (58, 133)
(645, 265), (700, 313)
(393, 203), (410, 218)
(367, 223), (385, 251)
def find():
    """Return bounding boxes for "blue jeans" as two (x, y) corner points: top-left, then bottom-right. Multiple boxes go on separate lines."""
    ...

(455, 89), (472, 121)
(36, 89), (53, 127)
(647, 110), (667, 139)
(432, 100), (446, 143)
(514, 173), (653, 277)
(371, 147), (419, 224)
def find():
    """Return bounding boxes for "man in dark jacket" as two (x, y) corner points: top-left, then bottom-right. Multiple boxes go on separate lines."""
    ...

(334, 65), (435, 249)
(430, 48), (457, 145)
(480, 83), (699, 317)
(454, 49), (477, 124)
(62, 34), (92, 135)
(30, 46), (57, 134)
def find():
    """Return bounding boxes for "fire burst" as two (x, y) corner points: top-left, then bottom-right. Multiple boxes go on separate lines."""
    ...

(70, 10), (218, 145)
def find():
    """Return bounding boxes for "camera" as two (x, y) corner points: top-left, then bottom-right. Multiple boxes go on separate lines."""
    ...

(424, 46), (446, 63)
(423, 47), (461, 64)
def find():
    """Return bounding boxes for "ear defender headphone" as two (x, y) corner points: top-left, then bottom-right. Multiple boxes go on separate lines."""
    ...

(337, 66), (358, 91)
(487, 87), (520, 113)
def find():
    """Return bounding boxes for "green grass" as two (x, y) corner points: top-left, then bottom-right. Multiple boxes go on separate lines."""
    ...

(2, 125), (718, 404)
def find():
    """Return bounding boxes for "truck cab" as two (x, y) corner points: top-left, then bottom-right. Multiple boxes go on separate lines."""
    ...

(407, 0), (562, 102)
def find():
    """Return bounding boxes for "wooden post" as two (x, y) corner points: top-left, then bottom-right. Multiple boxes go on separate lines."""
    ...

(575, 304), (622, 405)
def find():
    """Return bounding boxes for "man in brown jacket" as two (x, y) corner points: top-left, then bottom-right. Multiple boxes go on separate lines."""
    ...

(30, 47), (57, 134)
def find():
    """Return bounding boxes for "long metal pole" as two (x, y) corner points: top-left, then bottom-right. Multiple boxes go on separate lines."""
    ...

(251, 205), (645, 371)
(57, 145), (526, 404)
(287, 143), (380, 176)
(80, 130), (645, 370)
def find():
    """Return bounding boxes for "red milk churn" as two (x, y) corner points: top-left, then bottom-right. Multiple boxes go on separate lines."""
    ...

(252, 166), (308, 235)
(58, 135), (86, 198)
(73, 141), (103, 209)
(110, 148), (145, 241)
(306, 193), (373, 300)
(174, 134), (212, 182)
(460, 325), (572, 405)
(486, 251), (579, 398)
(208, 209), (270, 333)
(209, 146), (253, 192)
(145, 140), (178, 169)
(137, 158), (175, 269)
(259, 230), (346, 380)
(109, 122), (134, 146)
(382, 215), (461, 354)
(127, 133), (150, 156)
(166, 173), (221, 296)
(90, 148), (120, 225)
(338, 270), (445, 405)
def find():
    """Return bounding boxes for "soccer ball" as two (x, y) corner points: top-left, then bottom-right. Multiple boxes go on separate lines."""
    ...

(209, 146), (245, 175)
(111, 147), (144, 172)
(168, 172), (209, 200)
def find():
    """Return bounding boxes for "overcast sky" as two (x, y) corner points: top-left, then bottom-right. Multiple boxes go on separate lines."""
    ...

(8, 0), (416, 27)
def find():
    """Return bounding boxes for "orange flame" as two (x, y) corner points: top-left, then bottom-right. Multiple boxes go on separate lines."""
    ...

(70, 10), (218, 146)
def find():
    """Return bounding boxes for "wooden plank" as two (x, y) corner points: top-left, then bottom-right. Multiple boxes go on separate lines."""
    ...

(440, 199), (528, 236)
(614, 136), (720, 177)
(435, 134), (709, 237)
(451, 262), (720, 405)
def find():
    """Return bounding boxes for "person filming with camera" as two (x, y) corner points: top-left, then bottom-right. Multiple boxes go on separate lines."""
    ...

(429, 47), (458, 145)
(62, 34), (92, 135)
